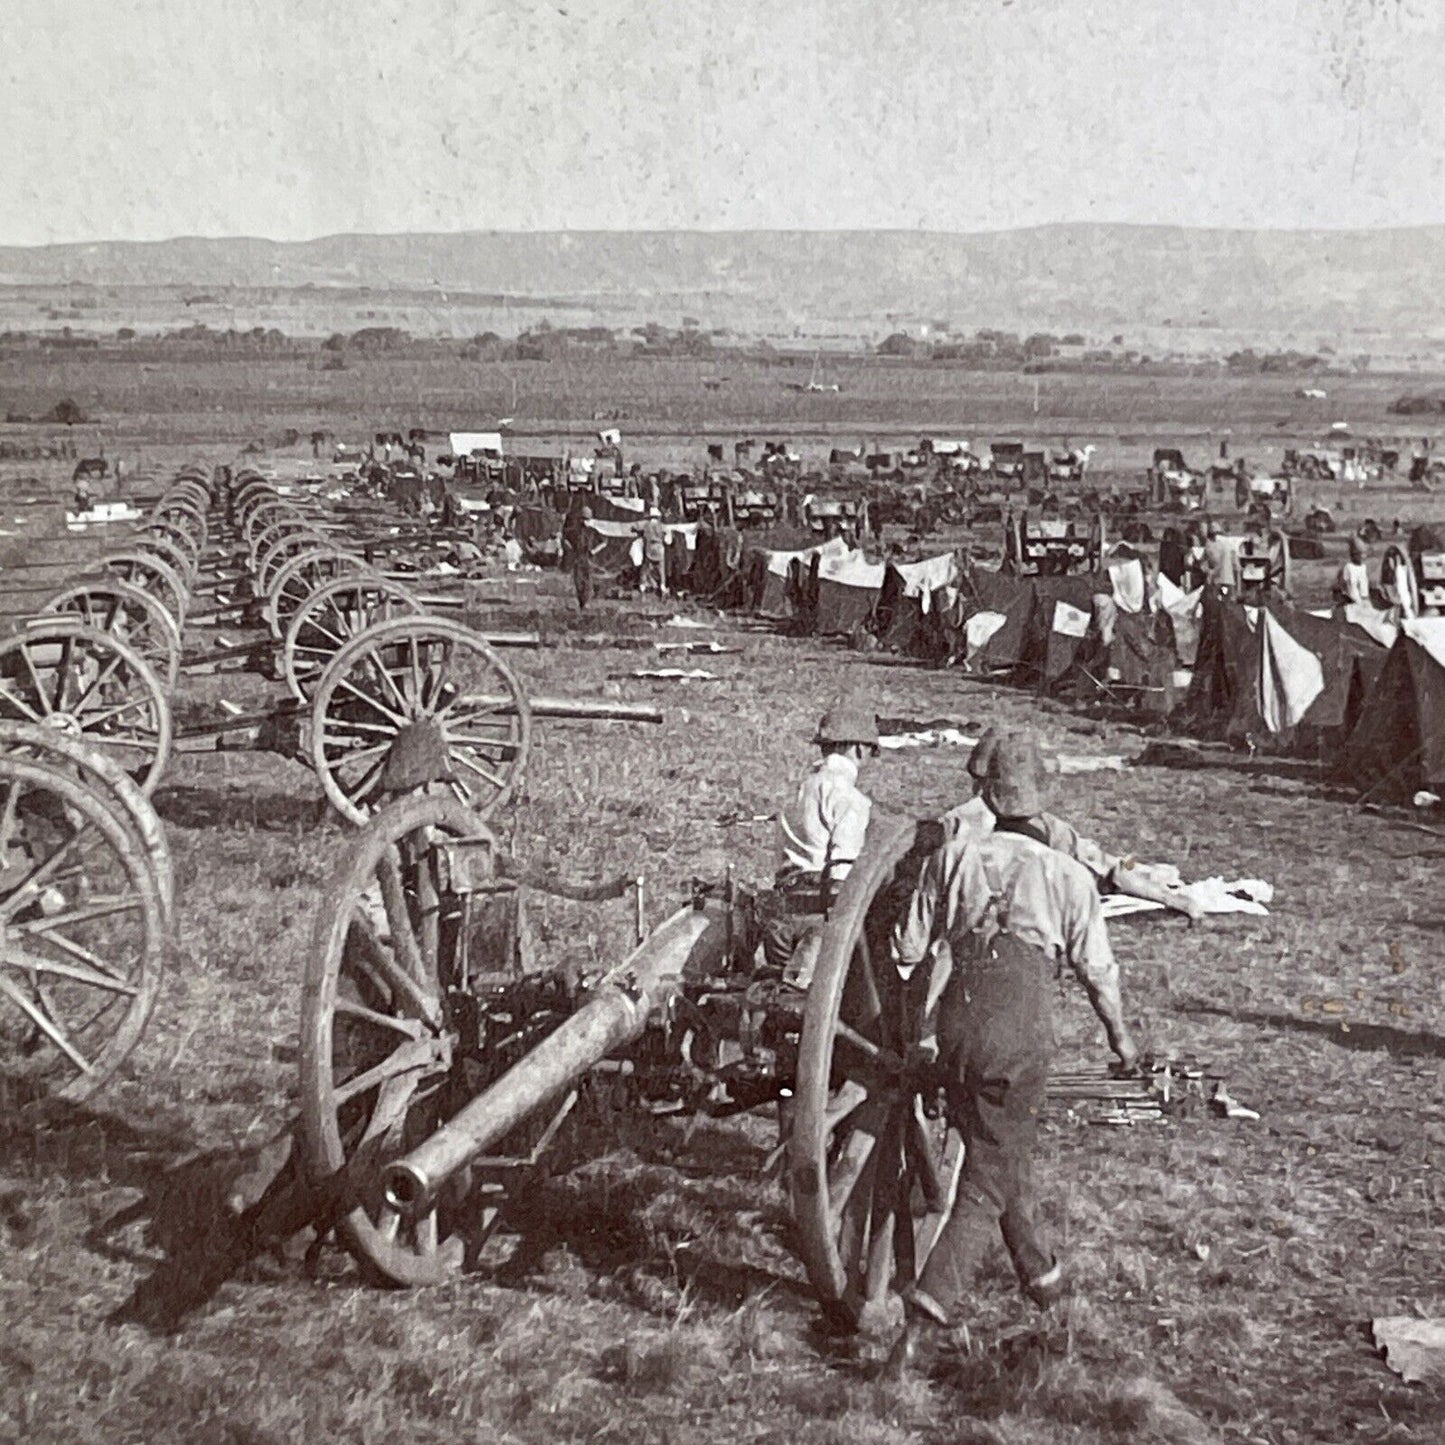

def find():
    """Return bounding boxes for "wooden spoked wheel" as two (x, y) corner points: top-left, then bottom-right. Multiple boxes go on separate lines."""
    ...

(1087, 512), (1107, 572)
(0, 722), (173, 920)
(0, 754), (166, 1102)
(790, 817), (964, 1333)
(300, 794), (547, 1286)
(254, 527), (327, 598)
(149, 493), (208, 549)
(310, 616), (530, 826)
(233, 484), (280, 534)
(134, 527), (200, 589)
(264, 546), (371, 640)
(0, 622), (173, 795)
(247, 513), (312, 569)
(101, 551), (189, 629)
(282, 575), (423, 702)
(41, 576), (183, 690)
(143, 510), (204, 561)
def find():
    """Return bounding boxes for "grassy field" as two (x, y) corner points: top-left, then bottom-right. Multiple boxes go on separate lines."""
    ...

(5, 348), (1445, 481)
(1, 367), (1444, 1443)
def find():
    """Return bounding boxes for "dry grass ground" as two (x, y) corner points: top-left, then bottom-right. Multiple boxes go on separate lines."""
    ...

(1, 573), (1442, 1444)
(0, 365), (1443, 1442)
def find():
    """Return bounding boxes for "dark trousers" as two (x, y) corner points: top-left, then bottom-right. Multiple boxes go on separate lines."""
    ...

(572, 557), (594, 610)
(915, 934), (1054, 1319)
(757, 881), (825, 973)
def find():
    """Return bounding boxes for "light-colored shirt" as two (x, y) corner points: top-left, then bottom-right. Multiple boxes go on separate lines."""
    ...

(892, 828), (1123, 1036)
(1204, 537), (1240, 588)
(938, 796), (1123, 888)
(639, 519), (667, 562)
(775, 753), (871, 883)
(1334, 560), (1370, 606)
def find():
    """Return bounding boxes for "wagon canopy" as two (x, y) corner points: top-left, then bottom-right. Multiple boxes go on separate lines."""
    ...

(449, 431), (503, 458)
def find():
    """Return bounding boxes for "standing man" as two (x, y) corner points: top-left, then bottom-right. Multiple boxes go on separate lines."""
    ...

(886, 730), (1137, 1374)
(1333, 536), (1371, 611)
(1203, 522), (1239, 595)
(637, 505), (668, 595)
(759, 707), (878, 988)
(569, 505), (606, 611)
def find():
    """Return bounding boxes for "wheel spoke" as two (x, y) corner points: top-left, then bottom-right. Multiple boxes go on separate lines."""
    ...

(0, 830), (88, 920)
(445, 734), (522, 756)
(334, 995), (425, 1038)
(825, 1078), (871, 1131)
(424, 637), (454, 710)
(336, 757), (387, 811)
(449, 749), (507, 793)
(0, 780), (20, 852)
(347, 909), (441, 1026)
(77, 697), (156, 731)
(69, 650), (126, 713)
(1, 941), (138, 996)
(904, 1101), (951, 1215)
(854, 932), (884, 1027)
(0, 681), (43, 722)
(15, 912), (139, 975)
(366, 652), (412, 716)
(826, 1102), (884, 1222)
(835, 1021), (903, 1073)
(17, 646), (52, 716)
(335, 675), (407, 728)
(325, 715), (400, 738)
(0, 972), (94, 1074)
(332, 1035), (444, 1108)
(326, 741), (391, 770)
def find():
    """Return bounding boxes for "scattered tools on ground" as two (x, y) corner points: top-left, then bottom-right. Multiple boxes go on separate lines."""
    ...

(1049, 1057), (1257, 1126)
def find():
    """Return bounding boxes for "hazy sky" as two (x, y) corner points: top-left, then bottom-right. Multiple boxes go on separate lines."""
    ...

(5, 0), (1444, 244)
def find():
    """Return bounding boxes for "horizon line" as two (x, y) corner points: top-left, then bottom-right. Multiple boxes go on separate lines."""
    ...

(6, 219), (1445, 250)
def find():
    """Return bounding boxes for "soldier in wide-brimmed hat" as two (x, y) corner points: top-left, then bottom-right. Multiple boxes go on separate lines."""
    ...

(943, 727), (1203, 921)
(758, 705), (880, 988)
(885, 727), (1138, 1377)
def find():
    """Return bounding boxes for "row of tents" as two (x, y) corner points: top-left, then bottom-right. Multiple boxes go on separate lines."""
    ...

(515, 506), (1445, 803)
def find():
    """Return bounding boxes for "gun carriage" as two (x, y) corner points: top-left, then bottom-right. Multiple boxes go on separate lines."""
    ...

(1003, 509), (1107, 577)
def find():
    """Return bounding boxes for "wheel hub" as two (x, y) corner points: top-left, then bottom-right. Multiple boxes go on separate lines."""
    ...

(42, 713), (83, 737)
(380, 720), (455, 792)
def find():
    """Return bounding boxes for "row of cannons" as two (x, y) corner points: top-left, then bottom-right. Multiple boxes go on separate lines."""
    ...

(0, 466), (1197, 1331)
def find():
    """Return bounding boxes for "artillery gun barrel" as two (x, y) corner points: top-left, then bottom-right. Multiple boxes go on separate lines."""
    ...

(503, 695), (664, 724)
(381, 900), (737, 1216)
(464, 631), (540, 649)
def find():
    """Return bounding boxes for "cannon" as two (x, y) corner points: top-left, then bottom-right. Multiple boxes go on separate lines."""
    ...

(293, 805), (965, 1327)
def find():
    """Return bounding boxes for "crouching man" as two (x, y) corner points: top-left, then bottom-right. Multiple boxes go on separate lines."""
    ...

(886, 728), (1137, 1375)
(758, 707), (878, 990)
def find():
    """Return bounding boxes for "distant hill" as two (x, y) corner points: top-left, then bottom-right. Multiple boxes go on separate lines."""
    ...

(2, 225), (1443, 337)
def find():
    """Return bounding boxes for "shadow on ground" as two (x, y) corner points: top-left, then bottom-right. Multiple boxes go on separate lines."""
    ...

(152, 784), (329, 831)
(1182, 1000), (1445, 1058)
